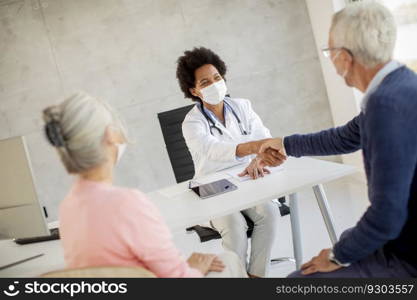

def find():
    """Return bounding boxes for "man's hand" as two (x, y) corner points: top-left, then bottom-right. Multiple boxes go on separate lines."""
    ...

(258, 137), (286, 154)
(300, 248), (342, 275)
(238, 157), (270, 180)
(256, 137), (287, 167)
(259, 148), (286, 167)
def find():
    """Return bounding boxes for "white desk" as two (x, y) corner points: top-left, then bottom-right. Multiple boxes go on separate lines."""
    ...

(150, 157), (355, 233)
(0, 157), (356, 277)
(0, 239), (64, 277)
(149, 157), (356, 269)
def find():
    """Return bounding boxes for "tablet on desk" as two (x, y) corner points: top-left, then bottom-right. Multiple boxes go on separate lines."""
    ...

(190, 179), (237, 199)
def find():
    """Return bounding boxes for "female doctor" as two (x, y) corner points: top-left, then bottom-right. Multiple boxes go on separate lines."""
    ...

(176, 47), (284, 277)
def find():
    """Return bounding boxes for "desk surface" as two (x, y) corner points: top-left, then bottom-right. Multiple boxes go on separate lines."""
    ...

(148, 157), (357, 233)
(0, 157), (357, 277)
(0, 239), (64, 277)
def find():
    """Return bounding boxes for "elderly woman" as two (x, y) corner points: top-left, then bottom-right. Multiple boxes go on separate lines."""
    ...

(43, 92), (247, 278)
(177, 47), (283, 277)
(259, 2), (417, 278)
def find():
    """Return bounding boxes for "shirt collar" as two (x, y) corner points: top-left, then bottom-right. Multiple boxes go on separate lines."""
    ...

(361, 60), (403, 112)
(197, 100), (230, 125)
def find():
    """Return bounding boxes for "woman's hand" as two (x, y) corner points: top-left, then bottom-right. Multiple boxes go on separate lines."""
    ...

(259, 148), (287, 167)
(208, 256), (226, 272)
(236, 138), (273, 157)
(258, 137), (285, 154)
(257, 137), (287, 167)
(238, 157), (271, 180)
(187, 253), (225, 275)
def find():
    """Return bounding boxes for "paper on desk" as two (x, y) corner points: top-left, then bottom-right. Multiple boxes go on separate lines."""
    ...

(225, 165), (284, 182)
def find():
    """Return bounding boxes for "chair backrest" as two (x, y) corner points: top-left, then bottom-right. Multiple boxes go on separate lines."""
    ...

(41, 266), (156, 278)
(157, 105), (195, 183)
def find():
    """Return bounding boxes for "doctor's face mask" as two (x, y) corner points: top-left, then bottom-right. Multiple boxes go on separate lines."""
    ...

(200, 79), (227, 105)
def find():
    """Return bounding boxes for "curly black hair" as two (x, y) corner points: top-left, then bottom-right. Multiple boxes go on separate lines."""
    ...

(176, 47), (227, 102)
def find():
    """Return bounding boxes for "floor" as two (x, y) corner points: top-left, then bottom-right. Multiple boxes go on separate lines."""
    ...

(171, 175), (369, 278)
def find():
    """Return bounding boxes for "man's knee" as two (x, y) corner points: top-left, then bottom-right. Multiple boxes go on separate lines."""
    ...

(287, 270), (305, 278)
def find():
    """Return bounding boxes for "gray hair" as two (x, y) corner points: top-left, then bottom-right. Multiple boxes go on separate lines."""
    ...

(43, 92), (128, 174)
(331, 1), (397, 68)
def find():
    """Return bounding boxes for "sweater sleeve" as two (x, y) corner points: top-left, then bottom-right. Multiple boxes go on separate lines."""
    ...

(283, 115), (362, 157)
(119, 190), (203, 278)
(333, 103), (417, 263)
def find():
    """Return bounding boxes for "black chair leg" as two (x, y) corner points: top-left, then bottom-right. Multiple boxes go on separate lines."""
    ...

(278, 196), (290, 216)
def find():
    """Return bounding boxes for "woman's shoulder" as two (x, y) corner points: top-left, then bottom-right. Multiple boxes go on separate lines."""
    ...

(109, 186), (162, 218)
(60, 183), (150, 219)
(183, 104), (201, 121)
(226, 97), (252, 109)
(182, 104), (206, 132)
(119, 188), (162, 222)
(110, 186), (149, 205)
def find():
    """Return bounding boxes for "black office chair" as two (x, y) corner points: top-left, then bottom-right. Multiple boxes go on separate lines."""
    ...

(157, 105), (293, 263)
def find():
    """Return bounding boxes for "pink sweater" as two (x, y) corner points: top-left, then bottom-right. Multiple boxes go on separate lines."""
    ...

(59, 178), (202, 278)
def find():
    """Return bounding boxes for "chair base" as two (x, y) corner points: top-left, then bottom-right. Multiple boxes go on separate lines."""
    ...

(270, 257), (296, 265)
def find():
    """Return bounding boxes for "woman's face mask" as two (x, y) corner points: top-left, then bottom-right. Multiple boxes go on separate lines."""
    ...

(109, 125), (127, 165)
(115, 143), (126, 164)
(200, 79), (227, 105)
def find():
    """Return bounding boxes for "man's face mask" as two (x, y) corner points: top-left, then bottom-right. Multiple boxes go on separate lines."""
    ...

(200, 79), (227, 105)
(332, 50), (349, 78)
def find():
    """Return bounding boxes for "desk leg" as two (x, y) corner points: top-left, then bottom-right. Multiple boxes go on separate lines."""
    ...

(289, 193), (302, 270)
(312, 184), (338, 245)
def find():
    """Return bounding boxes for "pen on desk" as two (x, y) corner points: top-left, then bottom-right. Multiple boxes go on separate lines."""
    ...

(0, 253), (45, 271)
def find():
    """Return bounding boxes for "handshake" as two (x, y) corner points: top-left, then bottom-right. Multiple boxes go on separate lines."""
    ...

(238, 137), (287, 180)
(256, 137), (287, 167)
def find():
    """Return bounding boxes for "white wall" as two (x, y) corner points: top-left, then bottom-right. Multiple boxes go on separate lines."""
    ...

(0, 0), (335, 220)
(305, 0), (365, 174)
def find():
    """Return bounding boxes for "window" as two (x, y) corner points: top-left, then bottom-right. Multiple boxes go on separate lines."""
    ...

(348, 0), (417, 71)
(380, 0), (417, 71)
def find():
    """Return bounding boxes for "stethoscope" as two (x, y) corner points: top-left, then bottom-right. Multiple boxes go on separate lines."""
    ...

(198, 98), (248, 136)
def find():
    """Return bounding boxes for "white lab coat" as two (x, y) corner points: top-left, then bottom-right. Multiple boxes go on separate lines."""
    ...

(182, 97), (272, 179)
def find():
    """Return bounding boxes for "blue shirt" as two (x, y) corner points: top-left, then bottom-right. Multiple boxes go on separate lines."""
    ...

(361, 60), (403, 112)
(284, 66), (417, 267)
(197, 100), (230, 126)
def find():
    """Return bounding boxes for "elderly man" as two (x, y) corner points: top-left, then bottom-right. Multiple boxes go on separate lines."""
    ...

(259, 1), (417, 278)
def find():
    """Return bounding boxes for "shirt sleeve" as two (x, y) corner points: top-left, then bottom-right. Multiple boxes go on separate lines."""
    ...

(118, 190), (203, 278)
(333, 102), (417, 263)
(182, 116), (240, 163)
(283, 114), (362, 157)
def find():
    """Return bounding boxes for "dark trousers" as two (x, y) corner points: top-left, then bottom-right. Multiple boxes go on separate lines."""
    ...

(288, 229), (417, 278)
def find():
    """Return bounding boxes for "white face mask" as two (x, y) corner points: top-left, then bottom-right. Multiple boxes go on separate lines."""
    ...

(115, 143), (126, 164)
(200, 79), (227, 105)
